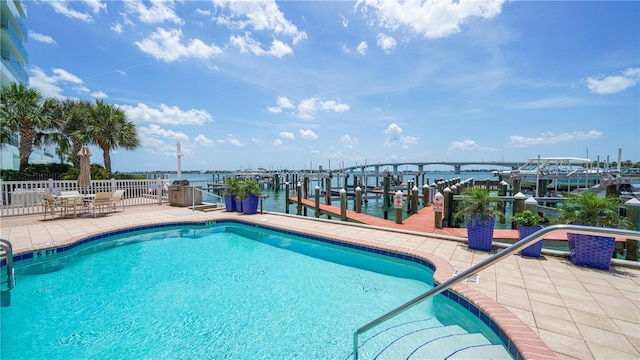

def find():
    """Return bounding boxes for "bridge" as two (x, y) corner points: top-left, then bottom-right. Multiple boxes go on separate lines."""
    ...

(335, 161), (523, 175)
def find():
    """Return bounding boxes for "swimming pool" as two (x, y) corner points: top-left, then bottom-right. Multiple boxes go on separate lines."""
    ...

(1, 220), (514, 359)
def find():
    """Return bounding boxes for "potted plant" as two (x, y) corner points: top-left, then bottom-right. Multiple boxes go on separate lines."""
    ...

(511, 210), (544, 257)
(555, 191), (631, 269)
(455, 187), (504, 251)
(238, 179), (261, 215)
(223, 177), (240, 212)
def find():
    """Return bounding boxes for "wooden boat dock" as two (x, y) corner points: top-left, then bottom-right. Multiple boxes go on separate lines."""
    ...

(288, 197), (590, 243)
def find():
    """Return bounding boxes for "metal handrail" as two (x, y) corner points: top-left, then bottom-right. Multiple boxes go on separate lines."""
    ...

(191, 186), (223, 210)
(0, 238), (15, 291)
(352, 224), (640, 359)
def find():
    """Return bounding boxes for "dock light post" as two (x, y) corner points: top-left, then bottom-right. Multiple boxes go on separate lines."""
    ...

(433, 191), (444, 229)
(443, 187), (452, 228)
(411, 186), (419, 215)
(340, 188), (347, 221)
(394, 190), (404, 224)
(422, 184), (428, 206)
(355, 186), (362, 213)
(314, 186), (320, 218)
(285, 182), (290, 214)
(297, 181), (302, 216)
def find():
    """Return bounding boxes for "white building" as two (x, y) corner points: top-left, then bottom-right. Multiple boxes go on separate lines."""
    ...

(1, 0), (56, 171)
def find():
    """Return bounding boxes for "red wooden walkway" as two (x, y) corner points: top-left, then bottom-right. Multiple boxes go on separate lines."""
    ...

(288, 197), (571, 242)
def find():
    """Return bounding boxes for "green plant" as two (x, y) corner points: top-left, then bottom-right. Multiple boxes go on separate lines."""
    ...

(223, 177), (241, 196)
(555, 191), (631, 229)
(237, 179), (261, 200)
(511, 210), (542, 227)
(454, 187), (504, 223)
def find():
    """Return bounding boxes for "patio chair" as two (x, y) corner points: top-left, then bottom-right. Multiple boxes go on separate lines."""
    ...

(87, 191), (113, 217)
(111, 189), (125, 212)
(59, 190), (84, 216)
(41, 193), (62, 220)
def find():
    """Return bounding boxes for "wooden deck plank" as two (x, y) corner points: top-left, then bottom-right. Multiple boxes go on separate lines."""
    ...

(288, 197), (584, 242)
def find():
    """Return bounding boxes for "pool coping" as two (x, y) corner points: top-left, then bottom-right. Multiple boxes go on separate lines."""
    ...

(5, 215), (557, 360)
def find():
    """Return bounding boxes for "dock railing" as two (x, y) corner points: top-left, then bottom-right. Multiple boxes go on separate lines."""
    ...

(352, 224), (640, 360)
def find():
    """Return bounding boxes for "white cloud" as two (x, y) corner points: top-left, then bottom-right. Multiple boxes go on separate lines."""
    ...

(111, 22), (124, 34)
(383, 123), (418, 148)
(139, 124), (189, 141)
(273, 139), (283, 146)
(357, 41), (368, 55)
(251, 137), (263, 144)
(83, 0), (107, 14)
(121, 103), (213, 125)
(194, 134), (214, 147)
(48, 1), (94, 22)
(227, 134), (243, 146)
(28, 31), (56, 45)
(124, 0), (183, 25)
(339, 12), (349, 28)
(340, 135), (357, 148)
(376, 33), (396, 53)
(229, 33), (293, 58)
(279, 132), (295, 140)
(507, 130), (603, 148)
(297, 96), (350, 120)
(29, 67), (84, 98)
(356, 0), (505, 39)
(91, 90), (108, 99)
(586, 68), (640, 94)
(135, 28), (223, 62)
(299, 129), (318, 140)
(212, 0), (306, 58)
(214, 0), (307, 44)
(384, 123), (402, 147)
(277, 96), (294, 109)
(449, 139), (498, 152)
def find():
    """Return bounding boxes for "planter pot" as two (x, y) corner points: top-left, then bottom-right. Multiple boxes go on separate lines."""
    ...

(242, 195), (260, 215)
(235, 198), (243, 213)
(567, 232), (615, 270)
(223, 194), (236, 212)
(465, 216), (495, 251)
(518, 225), (544, 258)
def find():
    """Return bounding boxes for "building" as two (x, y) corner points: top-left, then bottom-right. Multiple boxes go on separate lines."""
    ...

(1, 0), (56, 170)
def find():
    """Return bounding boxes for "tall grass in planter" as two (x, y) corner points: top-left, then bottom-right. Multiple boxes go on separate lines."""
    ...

(455, 188), (504, 251)
(223, 178), (240, 212)
(511, 210), (544, 257)
(238, 179), (261, 215)
(556, 191), (631, 270)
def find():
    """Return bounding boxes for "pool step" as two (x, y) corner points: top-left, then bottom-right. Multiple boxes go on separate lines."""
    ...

(359, 322), (512, 360)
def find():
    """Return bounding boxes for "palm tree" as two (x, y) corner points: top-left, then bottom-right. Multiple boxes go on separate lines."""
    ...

(88, 100), (140, 174)
(0, 83), (46, 171)
(41, 98), (92, 166)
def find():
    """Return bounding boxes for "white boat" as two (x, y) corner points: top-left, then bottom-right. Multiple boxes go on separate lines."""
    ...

(494, 157), (602, 194)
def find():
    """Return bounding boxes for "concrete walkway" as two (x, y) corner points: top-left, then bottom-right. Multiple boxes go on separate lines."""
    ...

(1, 204), (639, 359)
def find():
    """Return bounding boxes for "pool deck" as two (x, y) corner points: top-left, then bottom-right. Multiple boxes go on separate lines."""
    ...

(2, 204), (639, 360)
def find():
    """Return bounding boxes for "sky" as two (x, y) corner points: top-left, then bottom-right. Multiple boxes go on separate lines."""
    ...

(24, 0), (640, 172)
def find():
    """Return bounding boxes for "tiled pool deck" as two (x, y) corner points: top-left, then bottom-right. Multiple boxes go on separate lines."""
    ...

(1, 204), (639, 359)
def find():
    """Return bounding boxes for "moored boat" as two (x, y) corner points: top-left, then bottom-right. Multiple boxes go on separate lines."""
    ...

(494, 157), (602, 194)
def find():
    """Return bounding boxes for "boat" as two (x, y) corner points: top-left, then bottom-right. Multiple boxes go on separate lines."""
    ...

(494, 157), (602, 194)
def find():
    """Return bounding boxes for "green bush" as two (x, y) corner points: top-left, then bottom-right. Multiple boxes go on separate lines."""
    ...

(511, 210), (542, 227)
(555, 191), (631, 229)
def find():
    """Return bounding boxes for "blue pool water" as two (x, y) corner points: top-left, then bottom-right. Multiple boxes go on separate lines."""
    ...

(1, 222), (508, 359)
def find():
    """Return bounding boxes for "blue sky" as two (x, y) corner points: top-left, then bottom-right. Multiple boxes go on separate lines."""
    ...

(25, 0), (639, 172)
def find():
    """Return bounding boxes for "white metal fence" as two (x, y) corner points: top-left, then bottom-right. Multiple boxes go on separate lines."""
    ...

(0, 178), (169, 217)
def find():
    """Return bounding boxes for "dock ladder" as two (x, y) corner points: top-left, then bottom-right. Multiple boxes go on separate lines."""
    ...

(0, 238), (16, 307)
